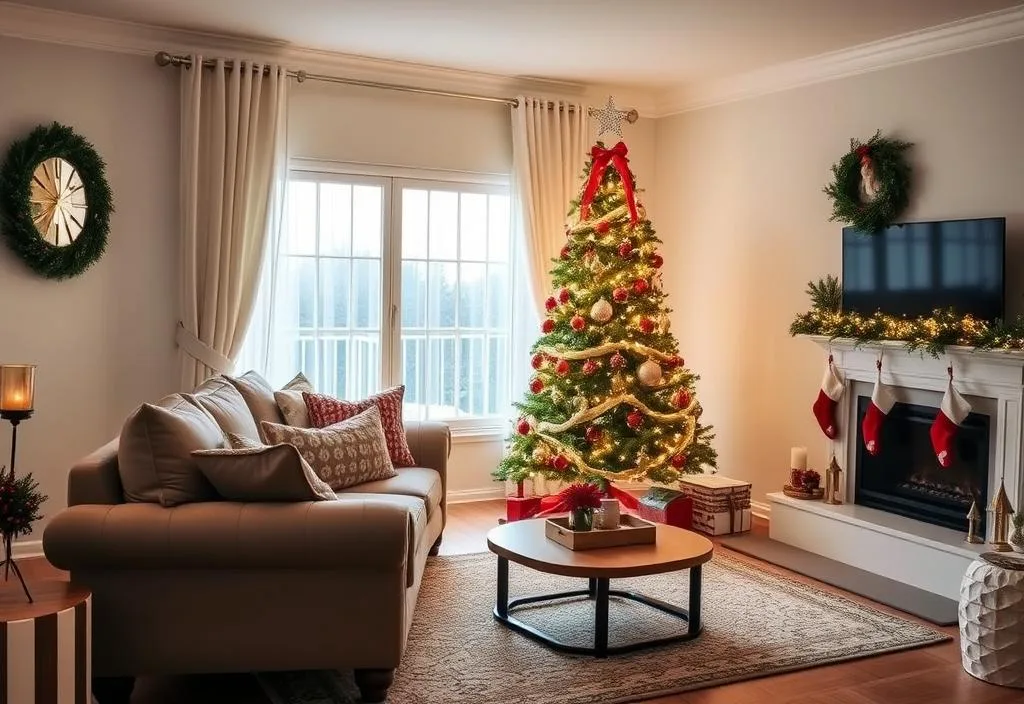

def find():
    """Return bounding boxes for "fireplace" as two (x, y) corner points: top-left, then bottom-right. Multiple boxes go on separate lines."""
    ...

(854, 396), (990, 533)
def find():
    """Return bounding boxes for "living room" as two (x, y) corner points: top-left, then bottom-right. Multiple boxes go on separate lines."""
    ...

(1, 1), (1023, 702)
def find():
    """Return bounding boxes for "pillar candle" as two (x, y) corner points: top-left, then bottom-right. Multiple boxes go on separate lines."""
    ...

(791, 446), (808, 471)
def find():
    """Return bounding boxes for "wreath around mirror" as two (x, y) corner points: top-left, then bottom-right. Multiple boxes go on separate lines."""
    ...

(0, 122), (112, 280)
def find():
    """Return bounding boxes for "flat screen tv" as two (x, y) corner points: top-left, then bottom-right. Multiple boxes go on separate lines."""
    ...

(842, 217), (1005, 320)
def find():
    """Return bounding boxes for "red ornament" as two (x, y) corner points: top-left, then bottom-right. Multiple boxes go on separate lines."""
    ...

(570, 315), (586, 331)
(618, 240), (634, 258)
(542, 319), (555, 333)
(671, 389), (691, 409)
(639, 317), (655, 334)
(560, 245), (570, 259)
(529, 377), (544, 394)
(516, 418), (531, 435)
(545, 296), (558, 312)
(612, 287), (629, 303)
(531, 353), (545, 370)
(610, 352), (627, 369)
(671, 453), (687, 469)
(582, 359), (599, 376)
(626, 409), (644, 429)
(558, 288), (571, 304)
(552, 455), (570, 472)
(650, 254), (664, 269)
(555, 359), (571, 376)
(595, 220), (610, 234)
(585, 425), (603, 443)
(665, 354), (683, 369)
(633, 278), (650, 295)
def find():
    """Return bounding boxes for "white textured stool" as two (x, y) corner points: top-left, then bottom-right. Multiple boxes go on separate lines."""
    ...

(959, 552), (1024, 688)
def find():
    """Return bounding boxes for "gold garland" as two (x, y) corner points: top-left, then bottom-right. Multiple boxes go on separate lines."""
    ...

(568, 204), (629, 235)
(536, 341), (676, 364)
(535, 392), (695, 434)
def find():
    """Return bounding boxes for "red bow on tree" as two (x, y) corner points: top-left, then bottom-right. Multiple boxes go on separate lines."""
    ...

(579, 142), (639, 225)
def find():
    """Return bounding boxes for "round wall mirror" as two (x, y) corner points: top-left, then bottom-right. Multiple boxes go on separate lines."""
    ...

(30, 157), (88, 246)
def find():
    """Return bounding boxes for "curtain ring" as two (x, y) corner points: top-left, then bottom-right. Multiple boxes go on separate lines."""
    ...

(947, 364), (954, 380)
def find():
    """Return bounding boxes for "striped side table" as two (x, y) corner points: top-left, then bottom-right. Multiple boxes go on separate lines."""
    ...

(1, 580), (91, 704)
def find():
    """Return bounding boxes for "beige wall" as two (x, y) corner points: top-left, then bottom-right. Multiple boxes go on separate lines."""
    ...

(0, 37), (180, 545)
(654, 39), (1024, 506)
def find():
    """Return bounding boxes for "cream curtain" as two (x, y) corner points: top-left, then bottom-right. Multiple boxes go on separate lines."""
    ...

(177, 55), (289, 389)
(510, 96), (589, 316)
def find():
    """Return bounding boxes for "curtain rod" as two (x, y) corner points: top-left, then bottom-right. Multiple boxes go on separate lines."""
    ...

(154, 52), (639, 123)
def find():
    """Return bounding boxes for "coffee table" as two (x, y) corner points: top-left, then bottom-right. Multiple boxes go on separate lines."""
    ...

(486, 518), (713, 657)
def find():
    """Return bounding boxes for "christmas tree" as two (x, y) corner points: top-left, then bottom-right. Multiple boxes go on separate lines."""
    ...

(496, 134), (717, 490)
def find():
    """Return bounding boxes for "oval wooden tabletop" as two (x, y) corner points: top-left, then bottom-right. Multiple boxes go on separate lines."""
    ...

(487, 518), (713, 579)
(0, 579), (90, 622)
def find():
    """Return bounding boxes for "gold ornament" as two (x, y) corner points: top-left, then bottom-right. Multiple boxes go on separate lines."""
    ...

(532, 446), (551, 465)
(824, 457), (843, 504)
(658, 315), (671, 334)
(638, 359), (663, 386)
(965, 500), (983, 544)
(989, 479), (1015, 551)
(590, 298), (613, 323)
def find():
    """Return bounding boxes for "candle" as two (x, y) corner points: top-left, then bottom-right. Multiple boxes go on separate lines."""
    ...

(0, 364), (36, 412)
(791, 446), (808, 471)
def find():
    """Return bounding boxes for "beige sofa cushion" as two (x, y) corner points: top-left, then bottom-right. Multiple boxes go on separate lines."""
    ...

(273, 372), (315, 428)
(224, 371), (283, 440)
(261, 407), (398, 491)
(118, 395), (225, 506)
(187, 376), (261, 440)
(192, 440), (336, 502)
(338, 467), (443, 519)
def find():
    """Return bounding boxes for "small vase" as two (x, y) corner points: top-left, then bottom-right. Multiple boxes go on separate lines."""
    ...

(570, 508), (594, 532)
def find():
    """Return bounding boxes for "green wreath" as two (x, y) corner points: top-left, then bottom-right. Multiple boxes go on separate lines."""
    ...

(823, 131), (912, 233)
(0, 122), (112, 280)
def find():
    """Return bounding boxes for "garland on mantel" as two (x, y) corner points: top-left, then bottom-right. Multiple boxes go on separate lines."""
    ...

(790, 276), (1024, 358)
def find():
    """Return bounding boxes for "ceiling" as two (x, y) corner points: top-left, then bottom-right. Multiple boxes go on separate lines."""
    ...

(13, 0), (1022, 89)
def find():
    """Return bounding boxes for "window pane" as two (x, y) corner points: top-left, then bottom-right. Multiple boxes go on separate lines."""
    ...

(286, 181), (317, 255)
(459, 336), (485, 416)
(487, 264), (509, 330)
(319, 258), (350, 329)
(352, 259), (381, 330)
(402, 335), (426, 420)
(402, 189), (428, 260)
(459, 263), (486, 329)
(459, 193), (487, 261)
(487, 336), (509, 415)
(428, 190), (458, 260)
(352, 185), (383, 257)
(352, 334), (380, 399)
(319, 183), (351, 256)
(283, 256), (316, 329)
(487, 194), (510, 262)
(428, 336), (456, 416)
(428, 262), (457, 328)
(401, 261), (427, 328)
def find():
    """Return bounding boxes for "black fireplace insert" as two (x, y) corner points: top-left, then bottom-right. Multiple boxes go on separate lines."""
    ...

(854, 396), (989, 533)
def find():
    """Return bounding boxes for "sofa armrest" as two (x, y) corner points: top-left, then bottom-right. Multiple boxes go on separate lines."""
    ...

(42, 499), (411, 573)
(404, 421), (450, 526)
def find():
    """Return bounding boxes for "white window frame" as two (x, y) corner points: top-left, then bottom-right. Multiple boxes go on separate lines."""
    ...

(287, 159), (514, 436)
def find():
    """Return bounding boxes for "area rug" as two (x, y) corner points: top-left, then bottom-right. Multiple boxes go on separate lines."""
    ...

(258, 551), (949, 704)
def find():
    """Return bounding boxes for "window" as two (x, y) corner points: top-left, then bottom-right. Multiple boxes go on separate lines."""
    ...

(247, 169), (513, 430)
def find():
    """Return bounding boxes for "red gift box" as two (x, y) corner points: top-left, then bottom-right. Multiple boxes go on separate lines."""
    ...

(505, 496), (543, 522)
(636, 488), (693, 530)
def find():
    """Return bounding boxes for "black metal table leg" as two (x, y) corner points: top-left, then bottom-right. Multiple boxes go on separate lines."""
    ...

(496, 556), (509, 619)
(688, 564), (702, 636)
(588, 577), (598, 598)
(594, 578), (610, 657)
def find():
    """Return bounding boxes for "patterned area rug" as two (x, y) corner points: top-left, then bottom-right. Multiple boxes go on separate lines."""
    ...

(258, 551), (949, 704)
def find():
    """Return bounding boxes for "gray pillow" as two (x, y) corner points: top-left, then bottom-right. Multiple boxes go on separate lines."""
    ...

(192, 440), (336, 502)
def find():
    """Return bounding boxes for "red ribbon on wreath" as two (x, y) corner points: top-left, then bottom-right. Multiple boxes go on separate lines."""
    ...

(579, 142), (639, 225)
(855, 144), (872, 166)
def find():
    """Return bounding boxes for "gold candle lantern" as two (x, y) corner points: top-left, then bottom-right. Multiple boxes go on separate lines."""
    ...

(965, 500), (984, 544)
(989, 480), (1014, 552)
(0, 364), (36, 417)
(824, 457), (843, 505)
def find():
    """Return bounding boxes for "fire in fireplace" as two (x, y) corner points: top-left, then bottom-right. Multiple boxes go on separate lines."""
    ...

(854, 396), (989, 532)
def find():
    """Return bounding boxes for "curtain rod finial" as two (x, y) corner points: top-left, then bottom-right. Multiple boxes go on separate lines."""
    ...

(154, 51), (173, 67)
(625, 109), (639, 124)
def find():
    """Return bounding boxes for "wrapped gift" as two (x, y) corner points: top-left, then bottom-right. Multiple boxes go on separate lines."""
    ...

(505, 496), (542, 522)
(679, 474), (752, 536)
(637, 488), (693, 530)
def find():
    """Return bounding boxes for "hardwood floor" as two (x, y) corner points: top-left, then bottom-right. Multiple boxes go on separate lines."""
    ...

(7, 499), (1013, 704)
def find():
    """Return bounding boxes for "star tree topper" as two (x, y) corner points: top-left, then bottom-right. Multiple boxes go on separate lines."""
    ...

(592, 96), (626, 138)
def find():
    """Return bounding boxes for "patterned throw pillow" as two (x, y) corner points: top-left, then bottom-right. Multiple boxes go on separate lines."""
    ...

(260, 406), (398, 490)
(303, 386), (416, 467)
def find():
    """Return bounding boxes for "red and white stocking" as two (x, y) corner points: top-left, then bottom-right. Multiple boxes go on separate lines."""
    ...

(812, 356), (844, 439)
(930, 372), (971, 468)
(861, 363), (896, 456)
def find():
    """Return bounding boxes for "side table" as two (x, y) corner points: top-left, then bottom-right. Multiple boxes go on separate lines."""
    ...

(1, 579), (91, 703)
(959, 552), (1024, 688)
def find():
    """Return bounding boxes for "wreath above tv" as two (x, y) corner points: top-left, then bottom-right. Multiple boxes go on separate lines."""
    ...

(823, 131), (912, 233)
(0, 122), (113, 280)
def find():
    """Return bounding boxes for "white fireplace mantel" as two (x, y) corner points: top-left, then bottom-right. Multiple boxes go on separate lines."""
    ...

(768, 335), (1024, 600)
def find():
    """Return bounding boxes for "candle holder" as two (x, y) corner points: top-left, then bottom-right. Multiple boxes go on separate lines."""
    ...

(0, 363), (39, 602)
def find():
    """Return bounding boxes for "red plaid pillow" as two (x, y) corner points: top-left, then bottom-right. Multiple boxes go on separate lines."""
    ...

(303, 386), (416, 468)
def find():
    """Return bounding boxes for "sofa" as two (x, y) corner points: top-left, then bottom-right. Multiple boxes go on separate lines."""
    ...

(42, 372), (450, 704)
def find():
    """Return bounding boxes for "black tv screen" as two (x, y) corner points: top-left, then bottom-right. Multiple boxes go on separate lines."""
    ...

(842, 218), (1005, 320)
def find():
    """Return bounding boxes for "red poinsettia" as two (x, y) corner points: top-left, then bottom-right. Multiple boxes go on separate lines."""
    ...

(559, 482), (603, 511)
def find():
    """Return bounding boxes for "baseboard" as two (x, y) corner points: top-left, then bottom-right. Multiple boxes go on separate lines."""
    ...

(751, 500), (771, 520)
(11, 539), (43, 559)
(447, 487), (506, 504)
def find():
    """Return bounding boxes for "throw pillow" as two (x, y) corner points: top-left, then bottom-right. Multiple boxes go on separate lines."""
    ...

(260, 407), (398, 490)
(191, 442), (336, 502)
(274, 372), (315, 428)
(118, 396), (225, 506)
(224, 371), (283, 439)
(304, 386), (416, 467)
(186, 375), (261, 440)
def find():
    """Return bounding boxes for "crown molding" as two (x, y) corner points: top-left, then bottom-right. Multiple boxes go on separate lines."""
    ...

(0, 1), (596, 105)
(656, 5), (1024, 116)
